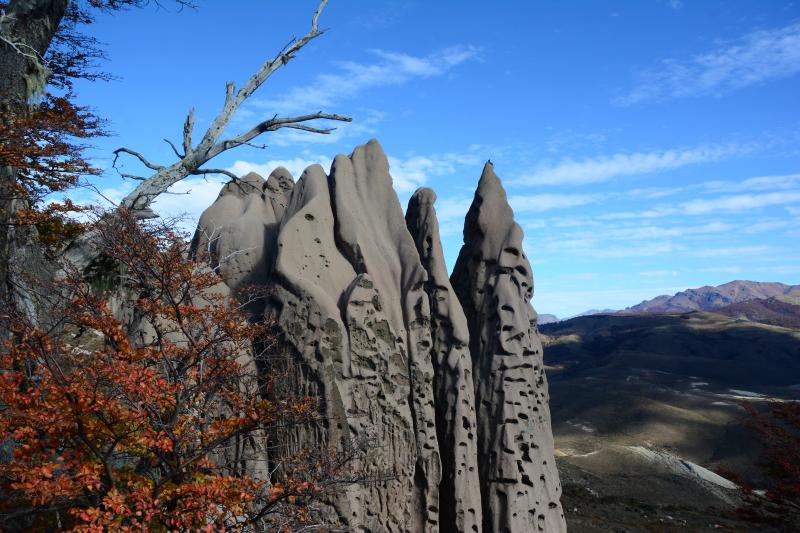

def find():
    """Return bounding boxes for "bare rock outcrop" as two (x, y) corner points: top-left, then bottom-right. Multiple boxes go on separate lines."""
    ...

(406, 188), (483, 533)
(191, 141), (564, 532)
(191, 168), (293, 302)
(329, 140), (441, 531)
(450, 162), (566, 532)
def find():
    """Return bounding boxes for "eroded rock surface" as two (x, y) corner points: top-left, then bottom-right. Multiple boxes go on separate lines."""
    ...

(330, 140), (441, 530)
(451, 162), (567, 533)
(406, 188), (482, 533)
(191, 168), (292, 305)
(192, 141), (564, 532)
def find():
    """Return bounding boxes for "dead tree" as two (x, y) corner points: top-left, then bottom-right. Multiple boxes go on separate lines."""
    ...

(65, 0), (350, 271)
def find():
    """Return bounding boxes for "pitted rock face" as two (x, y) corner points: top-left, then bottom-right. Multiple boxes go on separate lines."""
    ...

(451, 162), (567, 533)
(329, 140), (441, 531)
(192, 141), (564, 532)
(406, 188), (483, 533)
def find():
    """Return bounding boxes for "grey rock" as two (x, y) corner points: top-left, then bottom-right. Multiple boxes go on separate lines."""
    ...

(190, 142), (565, 532)
(191, 169), (292, 305)
(406, 188), (483, 533)
(451, 162), (566, 533)
(329, 140), (441, 531)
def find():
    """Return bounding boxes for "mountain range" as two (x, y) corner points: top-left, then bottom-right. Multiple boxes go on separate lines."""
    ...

(624, 280), (800, 314)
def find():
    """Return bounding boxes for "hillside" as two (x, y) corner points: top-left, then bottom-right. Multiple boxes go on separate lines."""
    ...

(714, 297), (800, 329)
(542, 312), (800, 531)
(626, 280), (800, 313)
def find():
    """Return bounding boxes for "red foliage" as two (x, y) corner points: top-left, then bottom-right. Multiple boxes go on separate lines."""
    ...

(722, 401), (800, 531)
(0, 212), (336, 531)
(0, 94), (104, 203)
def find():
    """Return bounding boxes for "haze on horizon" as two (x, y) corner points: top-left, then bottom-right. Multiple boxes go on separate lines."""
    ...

(72, 0), (800, 317)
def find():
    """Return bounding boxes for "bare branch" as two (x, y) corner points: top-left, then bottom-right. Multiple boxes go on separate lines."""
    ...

(119, 173), (147, 181)
(194, 0), (330, 153)
(281, 123), (337, 134)
(163, 138), (184, 159)
(102, 0), (350, 220)
(190, 168), (240, 181)
(312, 0), (328, 31)
(182, 108), (195, 154)
(112, 148), (163, 171)
(209, 112), (350, 159)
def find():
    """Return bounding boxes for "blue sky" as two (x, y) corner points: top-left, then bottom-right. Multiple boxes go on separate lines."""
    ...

(73, 0), (800, 317)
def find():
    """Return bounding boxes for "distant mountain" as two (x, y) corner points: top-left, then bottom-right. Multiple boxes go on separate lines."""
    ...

(538, 313), (560, 325)
(626, 280), (800, 314)
(567, 308), (616, 319)
(714, 297), (800, 329)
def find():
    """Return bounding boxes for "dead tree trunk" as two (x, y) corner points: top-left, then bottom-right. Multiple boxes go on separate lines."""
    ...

(65, 0), (350, 274)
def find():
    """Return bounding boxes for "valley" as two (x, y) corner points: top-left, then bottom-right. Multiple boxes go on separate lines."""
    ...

(543, 309), (800, 531)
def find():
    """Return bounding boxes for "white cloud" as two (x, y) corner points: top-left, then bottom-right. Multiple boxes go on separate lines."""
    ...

(618, 21), (800, 105)
(431, 195), (474, 236)
(253, 45), (481, 114)
(388, 151), (482, 194)
(703, 172), (800, 193)
(626, 186), (687, 200)
(603, 188), (800, 220)
(743, 219), (790, 234)
(509, 193), (601, 212)
(595, 221), (734, 240)
(151, 177), (228, 234)
(227, 156), (331, 179)
(681, 190), (800, 215)
(514, 143), (747, 186)
(539, 236), (684, 258)
(692, 245), (772, 257)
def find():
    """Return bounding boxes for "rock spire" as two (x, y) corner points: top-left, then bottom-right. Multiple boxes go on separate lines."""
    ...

(191, 141), (566, 532)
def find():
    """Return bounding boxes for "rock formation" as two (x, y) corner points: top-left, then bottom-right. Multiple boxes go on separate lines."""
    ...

(451, 162), (565, 532)
(192, 141), (566, 532)
(406, 188), (483, 533)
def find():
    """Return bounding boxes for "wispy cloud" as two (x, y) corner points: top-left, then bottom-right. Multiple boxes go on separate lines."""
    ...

(509, 193), (601, 213)
(692, 245), (772, 257)
(253, 45), (481, 114)
(514, 143), (750, 186)
(389, 150), (483, 194)
(227, 156), (332, 179)
(703, 172), (800, 193)
(618, 21), (800, 105)
(680, 190), (800, 215)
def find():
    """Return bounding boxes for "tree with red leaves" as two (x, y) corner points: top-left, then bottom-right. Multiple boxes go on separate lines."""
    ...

(0, 3), (365, 529)
(1, 0), (348, 327)
(0, 210), (362, 531)
(719, 401), (800, 531)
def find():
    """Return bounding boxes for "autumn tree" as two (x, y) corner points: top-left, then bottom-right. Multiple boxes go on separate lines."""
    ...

(718, 401), (800, 532)
(2, 1), (349, 325)
(0, 2), (365, 529)
(0, 209), (365, 531)
(0, 0), (189, 325)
